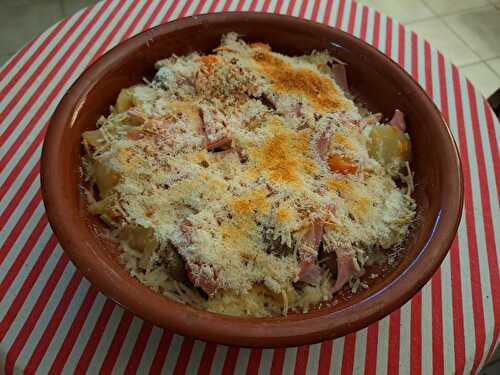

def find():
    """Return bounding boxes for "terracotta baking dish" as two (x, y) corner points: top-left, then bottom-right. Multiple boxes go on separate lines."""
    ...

(41, 12), (463, 347)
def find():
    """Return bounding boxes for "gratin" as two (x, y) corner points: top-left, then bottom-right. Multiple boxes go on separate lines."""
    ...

(81, 33), (416, 317)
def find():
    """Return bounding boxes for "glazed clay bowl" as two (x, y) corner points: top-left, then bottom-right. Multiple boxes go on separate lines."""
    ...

(41, 12), (463, 347)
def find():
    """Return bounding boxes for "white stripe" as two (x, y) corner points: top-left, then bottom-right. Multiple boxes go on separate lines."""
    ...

(398, 301), (411, 374)
(282, 347), (297, 374)
(254, 0), (266, 12)
(0, 220), (50, 321)
(377, 14), (387, 53)
(170, 0), (188, 19)
(266, 0), (279, 13)
(135, 326), (163, 374)
(351, 2), (363, 37)
(421, 282), (434, 374)
(85, 306), (125, 372)
(160, 334), (184, 374)
(327, 0), (340, 26)
(228, 0), (241, 12)
(258, 349), (273, 375)
(303, 0), (315, 19)
(0, 2), (109, 153)
(404, 26), (412, 75)
(0, 197), (45, 282)
(445, 59), (477, 374)
(110, 317), (144, 374)
(363, 6), (375, 44)
(209, 345), (228, 375)
(330, 337), (344, 375)
(353, 328), (367, 374)
(278, 0), (291, 15)
(390, 18), (399, 62)
(201, 0), (214, 13)
(340, 0), (351, 31)
(0, 146), (41, 218)
(376, 317), (389, 375)
(184, 340), (206, 374)
(306, 343), (321, 374)
(460, 71), (496, 372)
(0, 8), (94, 115)
(35, 280), (91, 374)
(316, 0), (328, 24)
(0, 247), (64, 351)
(12, 263), (76, 371)
(148, 0), (177, 27)
(234, 348), (251, 373)
(440, 255), (456, 374)
(60, 293), (109, 374)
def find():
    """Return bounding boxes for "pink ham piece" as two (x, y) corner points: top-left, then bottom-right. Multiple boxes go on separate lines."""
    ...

(356, 113), (383, 127)
(330, 63), (349, 93)
(330, 246), (357, 293)
(200, 105), (231, 151)
(186, 263), (219, 296)
(316, 132), (331, 161)
(296, 219), (325, 285)
(388, 109), (406, 132)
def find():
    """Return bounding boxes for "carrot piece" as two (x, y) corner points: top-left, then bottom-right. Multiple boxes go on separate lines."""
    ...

(327, 154), (358, 174)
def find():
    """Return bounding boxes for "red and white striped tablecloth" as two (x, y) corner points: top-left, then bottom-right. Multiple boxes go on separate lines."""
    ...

(0, 0), (498, 373)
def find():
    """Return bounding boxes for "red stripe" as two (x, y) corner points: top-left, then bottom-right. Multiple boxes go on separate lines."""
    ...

(431, 272), (444, 374)
(469, 86), (500, 323)
(0, 1), (114, 199)
(387, 310), (401, 375)
(318, 341), (333, 375)
(24, 272), (84, 374)
(120, 0), (152, 41)
(323, 0), (333, 24)
(143, 0), (171, 28)
(235, 0), (246, 12)
(99, 311), (135, 374)
(482, 100), (500, 196)
(397, 23), (405, 67)
(149, 331), (174, 374)
(286, 0), (296, 15)
(452, 64), (487, 374)
(335, 0), (346, 28)
(47, 286), (99, 374)
(341, 334), (356, 375)
(411, 32), (418, 80)
(347, 1), (356, 34)
(0, 213), (47, 306)
(386, 17), (393, 58)
(123, 322), (154, 374)
(89, 1), (138, 65)
(294, 345), (310, 374)
(274, 0), (284, 13)
(424, 41), (433, 95)
(410, 292), (422, 375)
(246, 348), (263, 375)
(0, 231), (56, 341)
(73, 300), (116, 374)
(221, 347), (240, 375)
(0, 36), (39, 81)
(372, 11), (380, 48)
(298, 0), (308, 18)
(0, 187), (42, 281)
(248, 0), (259, 12)
(359, 5), (368, 41)
(270, 348), (286, 374)
(0, 16), (72, 102)
(435, 58), (466, 373)
(197, 342), (217, 375)
(194, 0), (209, 14)
(0, 7), (93, 144)
(262, 0), (272, 12)
(311, 0), (321, 20)
(3, 252), (68, 375)
(364, 323), (379, 375)
(208, 0), (221, 13)
(173, 337), (196, 375)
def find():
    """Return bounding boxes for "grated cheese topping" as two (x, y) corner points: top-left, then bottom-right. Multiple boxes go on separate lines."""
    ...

(82, 33), (416, 317)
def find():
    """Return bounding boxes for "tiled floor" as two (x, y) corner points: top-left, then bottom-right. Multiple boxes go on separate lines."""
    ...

(0, 0), (498, 371)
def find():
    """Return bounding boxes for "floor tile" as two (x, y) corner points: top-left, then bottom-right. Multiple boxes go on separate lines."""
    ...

(0, 1), (62, 56)
(459, 62), (500, 97)
(444, 6), (500, 60)
(406, 18), (480, 66)
(423, 0), (490, 15)
(0, 54), (12, 67)
(62, 0), (96, 17)
(356, 0), (434, 23)
(486, 58), (500, 76)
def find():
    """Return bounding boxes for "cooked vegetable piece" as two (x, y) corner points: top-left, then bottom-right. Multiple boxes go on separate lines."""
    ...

(368, 125), (411, 171)
(327, 154), (358, 175)
(115, 89), (134, 113)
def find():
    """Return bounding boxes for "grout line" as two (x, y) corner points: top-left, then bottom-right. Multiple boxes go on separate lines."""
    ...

(437, 14), (483, 62)
(422, 0), (494, 17)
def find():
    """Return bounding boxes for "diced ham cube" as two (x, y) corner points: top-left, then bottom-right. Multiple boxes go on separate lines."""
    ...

(388, 109), (406, 132)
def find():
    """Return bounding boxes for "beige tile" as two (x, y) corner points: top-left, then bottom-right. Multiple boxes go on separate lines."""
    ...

(62, 0), (96, 17)
(445, 6), (500, 60)
(406, 18), (480, 66)
(460, 62), (500, 97)
(423, 0), (490, 15)
(356, 0), (434, 23)
(0, 1), (63, 55)
(486, 58), (500, 76)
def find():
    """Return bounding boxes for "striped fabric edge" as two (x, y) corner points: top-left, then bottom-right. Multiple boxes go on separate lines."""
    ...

(0, 0), (498, 374)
